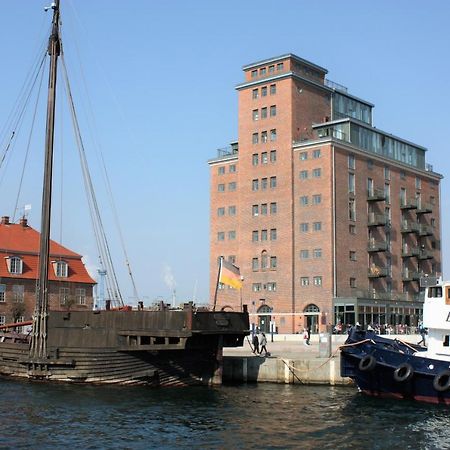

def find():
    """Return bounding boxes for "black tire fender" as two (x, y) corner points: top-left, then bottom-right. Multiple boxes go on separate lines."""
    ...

(393, 363), (414, 382)
(433, 370), (450, 392)
(358, 354), (376, 372)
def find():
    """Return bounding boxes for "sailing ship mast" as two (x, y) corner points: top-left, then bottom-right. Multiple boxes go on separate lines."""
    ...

(30, 0), (60, 360)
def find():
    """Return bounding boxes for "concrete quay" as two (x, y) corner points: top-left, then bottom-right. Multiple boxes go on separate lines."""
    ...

(223, 333), (421, 385)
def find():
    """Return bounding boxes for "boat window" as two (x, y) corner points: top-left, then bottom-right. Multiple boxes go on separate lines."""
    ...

(427, 287), (442, 298)
(444, 335), (449, 347)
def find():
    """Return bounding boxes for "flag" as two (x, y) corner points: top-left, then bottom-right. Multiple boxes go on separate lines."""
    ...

(219, 258), (243, 289)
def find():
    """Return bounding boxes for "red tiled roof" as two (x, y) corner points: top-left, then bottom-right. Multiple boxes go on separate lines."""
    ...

(0, 222), (95, 284)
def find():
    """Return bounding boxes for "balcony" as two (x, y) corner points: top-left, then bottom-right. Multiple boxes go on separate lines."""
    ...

(416, 202), (433, 215)
(367, 188), (386, 202)
(367, 239), (389, 252)
(419, 224), (433, 236)
(401, 220), (419, 234)
(400, 198), (417, 210)
(402, 269), (421, 282)
(368, 266), (389, 278)
(368, 213), (388, 227)
(418, 249), (433, 260)
(401, 245), (420, 258)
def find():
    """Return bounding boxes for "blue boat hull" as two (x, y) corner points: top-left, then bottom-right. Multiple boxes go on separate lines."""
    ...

(340, 329), (450, 405)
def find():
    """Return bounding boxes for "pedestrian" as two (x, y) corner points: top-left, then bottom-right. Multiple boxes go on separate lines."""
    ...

(418, 321), (427, 346)
(252, 331), (259, 354)
(259, 332), (268, 356)
(303, 328), (309, 346)
(306, 326), (311, 345)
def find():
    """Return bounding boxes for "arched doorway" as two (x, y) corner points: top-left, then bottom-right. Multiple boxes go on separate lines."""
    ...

(304, 304), (320, 333)
(257, 305), (272, 333)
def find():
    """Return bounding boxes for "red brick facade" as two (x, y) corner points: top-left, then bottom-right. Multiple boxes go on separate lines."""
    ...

(209, 54), (441, 334)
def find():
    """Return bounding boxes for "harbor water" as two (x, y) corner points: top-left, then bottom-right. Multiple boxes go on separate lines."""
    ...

(0, 379), (448, 449)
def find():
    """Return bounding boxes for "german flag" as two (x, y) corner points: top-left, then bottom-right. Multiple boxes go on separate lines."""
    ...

(219, 258), (243, 289)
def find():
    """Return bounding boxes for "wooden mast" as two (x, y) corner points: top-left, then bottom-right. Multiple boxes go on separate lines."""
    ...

(30, 0), (60, 360)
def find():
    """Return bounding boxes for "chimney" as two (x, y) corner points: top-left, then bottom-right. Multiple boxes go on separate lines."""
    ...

(1, 216), (10, 225)
(20, 217), (28, 227)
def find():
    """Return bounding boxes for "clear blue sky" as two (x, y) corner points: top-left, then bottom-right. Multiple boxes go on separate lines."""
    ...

(0, 0), (448, 305)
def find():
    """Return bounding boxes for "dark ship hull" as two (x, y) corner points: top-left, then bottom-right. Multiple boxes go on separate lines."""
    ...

(0, 307), (249, 386)
(340, 328), (450, 405)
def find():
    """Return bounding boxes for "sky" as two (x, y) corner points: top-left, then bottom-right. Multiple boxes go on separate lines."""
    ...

(0, 0), (449, 306)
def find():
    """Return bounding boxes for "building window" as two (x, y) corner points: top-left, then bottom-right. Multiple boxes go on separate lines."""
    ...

(76, 288), (86, 305)
(218, 184), (225, 192)
(384, 183), (390, 203)
(367, 159), (373, 170)
(229, 164), (236, 173)
(261, 229), (268, 241)
(261, 86), (267, 97)
(313, 276), (322, 286)
(313, 149), (321, 159)
(312, 168), (321, 178)
(300, 152), (308, 161)
(217, 232), (225, 241)
(349, 251), (356, 261)
(228, 182), (237, 191)
(252, 205), (259, 216)
(384, 166), (391, 180)
(300, 170), (308, 180)
(252, 283), (262, 292)
(55, 261), (68, 278)
(252, 88), (259, 99)
(348, 173), (355, 193)
(270, 84), (276, 95)
(261, 131), (268, 143)
(252, 179), (259, 191)
(0, 316), (5, 326)
(252, 231), (259, 242)
(8, 257), (23, 275)
(218, 166), (225, 175)
(313, 222), (322, 231)
(430, 196), (435, 205)
(228, 231), (236, 240)
(350, 278), (356, 288)
(276, 62), (284, 71)
(270, 176), (277, 188)
(270, 229), (277, 240)
(267, 282), (277, 291)
(270, 256), (277, 269)
(252, 258), (259, 271)
(300, 250), (309, 259)
(270, 150), (277, 162)
(260, 67), (266, 76)
(228, 255), (236, 264)
(252, 109), (259, 121)
(313, 248), (322, 258)
(261, 152), (268, 164)
(228, 205), (236, 215)
(261, 252), (268, 270)
(312, 194), (322, 205)
(269, 65), (275, 73)
(0, 284), (5, 302)
(300, 196), (308, 206)
(416, 177), (421, 189)
(349, 224), (356, 234)
(261, 107), (267, 119)
(300, 223), (309, 232)
(218, 282), (225, 290)
(400, 170), (406, 180)
(270, 202), (277, 214)
(252, 133), (259, 144)
(12, 285), (24, 303)
(59, 287), (70, 305)
(349, 198), (356, 221)
(252, 153), (259, 165)
(261, 204), (268, 215)
(301, 277), (309, 286)
(261, 178), (268, 190)
(270, 105), (277, 117)
(270, 129), (277, 141)
(251, 70), (257, 78)
(348, 154), (355, 170)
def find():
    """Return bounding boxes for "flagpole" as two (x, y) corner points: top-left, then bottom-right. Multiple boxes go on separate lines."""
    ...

(213, 256), (223, 311)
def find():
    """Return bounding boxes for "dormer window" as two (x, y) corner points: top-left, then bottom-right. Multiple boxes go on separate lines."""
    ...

(6, 256), (23, 275)
(53, 261), (68, 278)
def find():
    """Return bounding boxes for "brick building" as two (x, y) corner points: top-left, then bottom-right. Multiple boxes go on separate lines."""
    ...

(0, 216), (96, 327)
(209, 53), (442, 334)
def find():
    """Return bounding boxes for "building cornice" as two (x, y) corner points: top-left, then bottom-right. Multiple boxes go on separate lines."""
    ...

(208, 154), (239, 166)
(242, 53), (328, 74)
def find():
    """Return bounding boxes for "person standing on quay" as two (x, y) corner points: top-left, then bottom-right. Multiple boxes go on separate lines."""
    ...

(252, 331), (260, 354)
(259, 332), (268, 356)
(306, 326), (311, 345)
